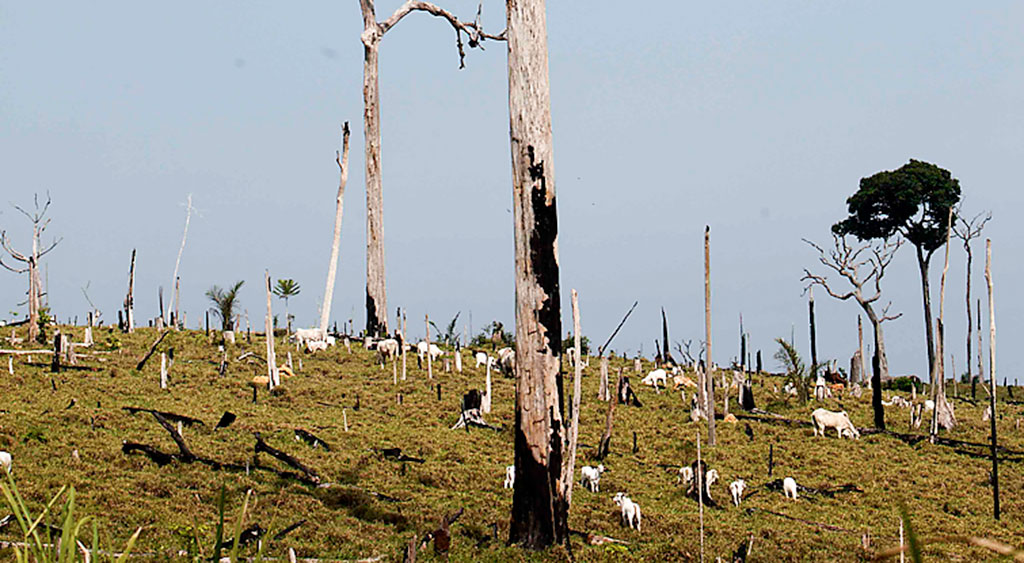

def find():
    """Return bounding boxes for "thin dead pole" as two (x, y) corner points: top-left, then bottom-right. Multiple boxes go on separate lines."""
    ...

(401, 310), (408, 381)
(704, 226), (716, 446)
(985, 239), (999, 520)
(125, 249), (136, 333)
(563, 289), (583, 508)
(858, 315), (865, 385)
(930, 206), (956, 436)
(168, 194), (193, 326)
(320, 123), (350, 334)
(597, 300), (638, 357)
(265, 270), (279, 389)
(425, 314), (433, 379)
(697, 429), (705, 563)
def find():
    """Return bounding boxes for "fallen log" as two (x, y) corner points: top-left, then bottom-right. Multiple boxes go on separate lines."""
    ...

(135, 330), (170, 370)
(123, 406), (205, 427)
(122, 441), (175, 466)
(152, 412), (196, 462)
(295, 429), (332, 451)
(254, 432), (321, 484)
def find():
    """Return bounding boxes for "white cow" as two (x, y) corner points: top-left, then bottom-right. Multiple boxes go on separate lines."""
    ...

(704, 468), (719, 500)
(612, 493), (641, 532)
(305, 340), (328, 353)
(677, 466), (694, 486)
(0, 451), (11, 474)
(417, 341), (443, 362)
(474, 352), (489, 368)
(641, 369), (668, 388)
(293, 328), (326, 347)
(377, 338), (400, 360)
(581, 464), (606, 493)
(924, 399), (935, 411)
(503, 465), (515, 489)
(811, 408), (860, 439)
(783, 477), (798, 499)
(729, 479), (746, 506)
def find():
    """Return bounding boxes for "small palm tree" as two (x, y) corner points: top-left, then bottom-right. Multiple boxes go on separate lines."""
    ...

(774, 337), (808, 403)
(429, 312), (461, 346)
(272, 279), (301, 333)
(206, 281), (244, 332)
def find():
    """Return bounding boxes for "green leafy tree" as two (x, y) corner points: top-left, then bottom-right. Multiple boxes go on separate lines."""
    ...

(206, 281), (244, 332)
(272, 279), (301, 333)
(833, 159), (961, 374)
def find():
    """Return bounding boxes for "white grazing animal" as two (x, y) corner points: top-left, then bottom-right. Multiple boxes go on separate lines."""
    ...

(325, 335), (336, 347)
(612, 493), (641, 531)
(293, 328), (326, 346)
(677, 466), (694, 486)
(811, 408), (860, 439)
(417, 341), (443, 362)
(729, 479), (746, 506)
(0, 451), (10, 474)
(705, 468), (719, 499)
(924, 399), (935, 411)
(305, 340), (328, 353)
(504, 465), (515, 489)
(376, 338), (400, 360)
(497, 347), (514, 362)
(580, 464), (606, 493)
(641, 369), (668, 388)
(783, 477), (798, 499)
(475, 352), (489, 368)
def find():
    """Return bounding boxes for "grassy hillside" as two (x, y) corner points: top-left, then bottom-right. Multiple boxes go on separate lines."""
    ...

(1, 326), (1022, 561)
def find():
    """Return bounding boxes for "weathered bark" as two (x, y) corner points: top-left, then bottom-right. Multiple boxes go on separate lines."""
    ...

(598, 356), (609, 401)
(265, 270), (279, 389)
(507, 0), (566, 548)
(930, 208), (956, 433)
(985, 239), (999, 519)
(562, 289), (583, 508)
(915, 245), (936, 384)
(704, 226), (716, 446)
(966, 245), (974, 398)
(320, 123), (350, 334)
(809, 288), (818, 384)
(125, 249), (136, 333)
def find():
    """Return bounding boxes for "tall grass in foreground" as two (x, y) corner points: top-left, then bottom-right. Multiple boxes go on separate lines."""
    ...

(1, 471), (141, 562)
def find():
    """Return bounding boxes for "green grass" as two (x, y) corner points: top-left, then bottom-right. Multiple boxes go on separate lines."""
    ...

(1, 325), (1023, 561)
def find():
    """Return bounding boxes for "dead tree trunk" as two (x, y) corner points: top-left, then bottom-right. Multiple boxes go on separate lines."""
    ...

(0, 195), (59, 344)
(599, 356), (609, 401)
(930, 208), (956, 433)
(562, 289), (583, 508)
(661, 307), (672, 365)
(425, 314), (433, 380)
(916, 245), (937, 385)
(985, 239), (999, 520)
(809, 287), (818, 382)
(320, 123), (350, 334)
(168, 194), (193, 326)
(507, 0), (567, 548)
(265, 270), (279, 389)
(125, 249), (136, 333)
(857, 315), (865, 384)
(704, 226), (716, 446)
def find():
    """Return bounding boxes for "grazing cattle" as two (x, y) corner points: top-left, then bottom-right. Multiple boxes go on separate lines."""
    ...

(581, 464), (606, 493)
(641, 369), (668, 388)
(305, 340), (328, 353)
(612, 493), (641, 532)
(504, 465), (515, 489)
(677, 466), (694, 486)
(376, 338), (400, 360)
(729, 479), (746, 506)
(293, 328), (326, 347)
(0, 451), (11, 474)
(704, 469), (719, 500)
(499, 350), (516, 376)
(672, 373), (698, 391)
(474, 352), (489, 368)
(497, 347), (514, 362)
(811, 408), (860, 439)
(417, 341), (443, 362)
(882, 395), (911, 408)
(924, 399), (935, 411)
(783, 477), (798, 499)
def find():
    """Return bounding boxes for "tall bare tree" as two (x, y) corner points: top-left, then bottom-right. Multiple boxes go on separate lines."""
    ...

(1, 194), (60, 343)
(320, 123), (351, 335)
(167, 194), (194, 327)
(929, 208), (956, 434)
(704, 226), (716, 445)
(505, 0), (566, 549)
(952, 208), (990, 399)
(803, 234), (903, 430)
(359, 0), (503, 336)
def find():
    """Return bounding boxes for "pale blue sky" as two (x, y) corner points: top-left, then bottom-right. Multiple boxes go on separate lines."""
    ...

(1, 2), (1021, 381)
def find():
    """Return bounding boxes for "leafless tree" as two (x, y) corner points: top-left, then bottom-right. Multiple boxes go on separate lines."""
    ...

(803, 234), (903, 430)
(505, 0), (566, 549)
(952, 208), (991, 399)
(359, 0), (504, 336)
(929, 208), (956, 434)
(0, 194), (60, 343)
(320, 122), (351, 335)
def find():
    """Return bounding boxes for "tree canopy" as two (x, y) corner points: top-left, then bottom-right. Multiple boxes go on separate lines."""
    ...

(832, 159), (961, 254)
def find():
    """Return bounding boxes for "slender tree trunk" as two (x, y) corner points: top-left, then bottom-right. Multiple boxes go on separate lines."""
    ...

(985, 239), (999, 520)
(704, 226), (716, 446)
(661, 307), (671, 365)
(562, 289), (583, 509)
(265, 270), (279, 389)
(977, 299), (984, 397)
(931, 209), (956, 432)
(966, 245), (975, 399)
(857, 315), (865, 385)
(809, 287), (817, 397)
(865, 308), (889, 430)
(425, 314), (433, 380)
(739, 314), (745, 372)
(321, 123), (350, 334)
(361, 3), (388, 337)
(169, 194), (193, 325)
(915, 245), (935, 380)
(125, 249), (136, 334)
(507, 0), (567, 548)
